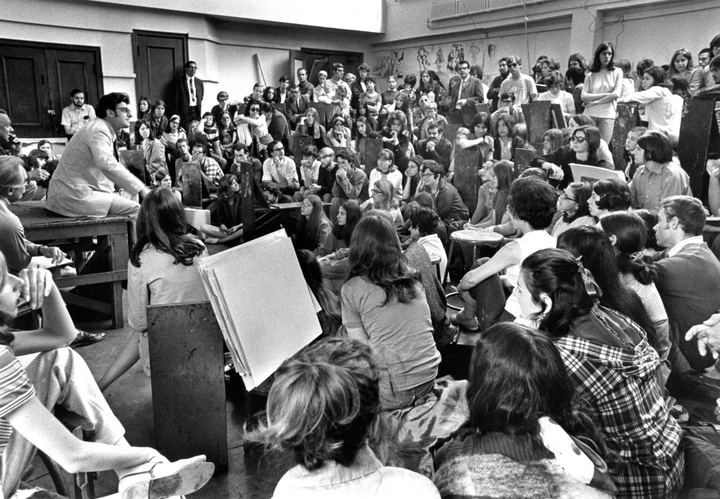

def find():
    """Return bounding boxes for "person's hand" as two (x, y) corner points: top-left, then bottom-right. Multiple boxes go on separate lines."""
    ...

(39, 245), (66, 265)
(27, 168), (50, 182)
(544, 163), (564, 181)
(336, 168), (347, 181)
(18, 267), (54, 310)
(220, 224), (230, 234)
(685, 313), (720, 359)
(427, 141), (435, 152)
(707, 160), (720, 179)
(457, 99), (467, 107)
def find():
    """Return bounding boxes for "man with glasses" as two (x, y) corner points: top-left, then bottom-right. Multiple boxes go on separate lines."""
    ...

(419, 160), (468, 226)
(191, 142), (223, 193)
(446, 59), (485, 125)
(490, 92), (525, 129)
(499, 56), (537, 105)
(262, 140), (299, 196)
(174, 61), (204, 134)
(0, 112), (41, 201)
(285, 85), (310, 130)
(47, 92), (150, 218)
(328, 63), (350, 98)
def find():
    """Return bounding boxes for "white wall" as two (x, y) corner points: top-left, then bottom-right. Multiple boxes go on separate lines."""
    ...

(85, 0), (384, 34)
(0, 0), (375, 116)
(375, 0), (720, 88)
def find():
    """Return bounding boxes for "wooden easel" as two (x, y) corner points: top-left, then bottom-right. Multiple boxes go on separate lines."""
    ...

(521, 101), (563, 152)
(678, 97), (720, 199)
(610, 101), (641, 171)
(148, 301), (228, 470)
(453, 146), (482, 213)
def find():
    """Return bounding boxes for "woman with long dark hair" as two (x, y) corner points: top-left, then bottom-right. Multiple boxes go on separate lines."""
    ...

(293, 194), (332, 252)
(0, 251), (214, 499)
(467, 160), (513, 228)
(582, 42), (623, 144)
(98, 188), (208, 390)
(200, 173), (243, 245)
(517, 248), (684, 498)
(295, 107), (326, 151)
(316, 200), (362, 257)
(599, 211), (671, 379)
(551, 181), (594, 237)
(531, 125), (606, 188)
(133, 119), (166, 180)
(556, 226), (659, 350)
(433, 322), (615, 498)
(341, 216), (440, 410)
(148, 99), (169, 139)
(217, 111), (238, 163)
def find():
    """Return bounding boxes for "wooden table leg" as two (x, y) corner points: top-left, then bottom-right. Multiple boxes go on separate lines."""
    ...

(108, 225), (130, 329)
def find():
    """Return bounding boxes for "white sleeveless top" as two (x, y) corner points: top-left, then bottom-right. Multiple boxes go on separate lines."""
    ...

(505, 230), (556, 317)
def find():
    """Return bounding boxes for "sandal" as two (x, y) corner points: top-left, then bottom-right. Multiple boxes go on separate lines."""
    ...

(118, 455), (214, 499)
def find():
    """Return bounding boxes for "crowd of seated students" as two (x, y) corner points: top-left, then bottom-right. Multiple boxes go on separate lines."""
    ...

(4, 32), (720, 499)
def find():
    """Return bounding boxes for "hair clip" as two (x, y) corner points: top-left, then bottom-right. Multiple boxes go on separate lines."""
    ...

(575, 256), (602, 303)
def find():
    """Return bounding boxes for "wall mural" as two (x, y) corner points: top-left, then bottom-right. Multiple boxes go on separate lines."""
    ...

(373, 39), (503, 86)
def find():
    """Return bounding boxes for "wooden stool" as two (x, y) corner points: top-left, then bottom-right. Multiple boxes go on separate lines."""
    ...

(444, 230), (504, 311)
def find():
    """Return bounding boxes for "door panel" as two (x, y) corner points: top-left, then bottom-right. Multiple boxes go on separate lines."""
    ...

(134, 32), (187, 118)
(0, 46), (48, 136)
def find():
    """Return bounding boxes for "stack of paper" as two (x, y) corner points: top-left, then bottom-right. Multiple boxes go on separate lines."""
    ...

(198, 229), (322, 390)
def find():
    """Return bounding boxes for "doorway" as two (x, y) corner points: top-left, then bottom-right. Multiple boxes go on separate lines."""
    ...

(290, 48), (364, 86)
(133, 31), (188, 119)
(0, 40), (102, 138)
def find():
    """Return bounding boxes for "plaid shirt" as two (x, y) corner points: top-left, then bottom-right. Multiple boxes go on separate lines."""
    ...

(555, 307), (684, 498)
(200, 157), (223, 184)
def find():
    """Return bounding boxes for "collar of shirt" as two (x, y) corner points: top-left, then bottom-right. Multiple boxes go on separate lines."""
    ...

(278, 445), (382, 488)
(644, 162), (668, 175)
(668, 235), (704, 257)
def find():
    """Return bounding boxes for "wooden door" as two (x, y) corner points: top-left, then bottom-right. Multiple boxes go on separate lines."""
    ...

(0, 45), (49, 137)
(0, 40), (102, 138)
(133, 32), (187, 118)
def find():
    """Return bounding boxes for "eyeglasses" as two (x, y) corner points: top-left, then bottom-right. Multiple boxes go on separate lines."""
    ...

(249, 107), (260, 112)
(115, 107), (132, 115)
(509, 63), (519, 68)
(186, 65), (198, 70)
(571, 136), (586, 143)
(191, 150), (204, 155)
(560, 192), (577, 202)
(420, 171), (435, 178)
(273, 147), (285, 152)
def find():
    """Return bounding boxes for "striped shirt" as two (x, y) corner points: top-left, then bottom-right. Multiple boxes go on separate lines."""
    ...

(0, 345), (36, 451)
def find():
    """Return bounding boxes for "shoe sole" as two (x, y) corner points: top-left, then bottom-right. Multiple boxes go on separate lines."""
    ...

(122, 461), (215, 499)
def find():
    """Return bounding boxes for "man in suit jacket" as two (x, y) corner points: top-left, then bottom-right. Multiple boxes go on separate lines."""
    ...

(654, 195), (720, 372)
(285, 85), (310, 130)
(175, 61), (204, 133)
(446, 59), (485, 125)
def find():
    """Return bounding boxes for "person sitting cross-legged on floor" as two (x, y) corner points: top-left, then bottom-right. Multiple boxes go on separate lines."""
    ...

(451, 178), (556, 332)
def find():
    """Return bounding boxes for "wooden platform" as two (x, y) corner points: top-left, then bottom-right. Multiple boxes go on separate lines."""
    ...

(9, 201), (131, 328)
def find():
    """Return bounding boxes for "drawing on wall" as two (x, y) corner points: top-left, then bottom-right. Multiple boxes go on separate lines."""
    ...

(373, 49), (406, 79)
(417, 46), (429, 72)
(434, 48), (444, 72)
(373, 39), (505, 85)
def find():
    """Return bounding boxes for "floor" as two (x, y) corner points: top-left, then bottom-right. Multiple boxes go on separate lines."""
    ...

(23, 289), (294, 499)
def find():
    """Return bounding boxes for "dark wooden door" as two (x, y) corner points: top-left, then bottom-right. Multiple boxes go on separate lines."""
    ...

(0, 45), (50, 137)
(0, 40), (102, 138)
(133, 32), (187, 119)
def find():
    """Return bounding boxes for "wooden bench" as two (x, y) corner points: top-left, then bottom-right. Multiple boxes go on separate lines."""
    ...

(9, 202), (130, 328)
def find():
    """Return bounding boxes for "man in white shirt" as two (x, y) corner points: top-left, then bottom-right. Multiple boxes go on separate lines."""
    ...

(499, 56), (538, 105)
(61, 89), (96, 140)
